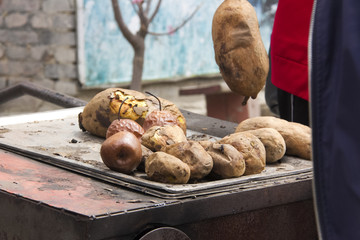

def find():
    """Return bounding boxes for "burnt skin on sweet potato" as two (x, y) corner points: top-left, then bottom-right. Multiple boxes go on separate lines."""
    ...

(78, 88), (186, 138)
(78, 88), (148, 138)
(141, 125), (187, 152)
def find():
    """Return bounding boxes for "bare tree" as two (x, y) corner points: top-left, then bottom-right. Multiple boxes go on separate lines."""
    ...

(111, 0), (201, 91)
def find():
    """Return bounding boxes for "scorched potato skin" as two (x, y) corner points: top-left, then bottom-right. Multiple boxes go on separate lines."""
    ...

(235, 116), (311, 160)
(199, 141), (246, 179)
(241, 128), (286, 163)
(212, 0), (269, 100)
(141, 125), (187, 152)
(78, 88), (186, 138)
(145, 152), (191, 184)
(219, 132), (266, 175)
(162, 141), (214, 180)
(78, 88), (117, 138)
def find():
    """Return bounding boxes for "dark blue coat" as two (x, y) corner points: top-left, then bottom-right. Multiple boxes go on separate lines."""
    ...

(311, 0), (360, 239)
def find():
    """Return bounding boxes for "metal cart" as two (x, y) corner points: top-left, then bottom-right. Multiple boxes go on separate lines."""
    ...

(0, 84), (317, 239)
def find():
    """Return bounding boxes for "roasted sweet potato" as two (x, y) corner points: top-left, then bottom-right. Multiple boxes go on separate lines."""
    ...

(212, 0), (269, 104)
(141, 125), (187, 152)
(218, 132), (266, 175)
(162, 141), (213, 180)
(241, 128), (286, 163)
(145, 152), (191, 184)
(137, 144), (154, 172)
(235, 116), (311, 160)
(199, 141), (246, 178)
(78, 88), (186, 138)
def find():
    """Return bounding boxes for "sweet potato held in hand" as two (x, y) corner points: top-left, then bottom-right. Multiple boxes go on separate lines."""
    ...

(212, 0), (269, 104)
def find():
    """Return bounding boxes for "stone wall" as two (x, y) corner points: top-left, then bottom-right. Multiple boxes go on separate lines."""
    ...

(0, 0), (79, 116)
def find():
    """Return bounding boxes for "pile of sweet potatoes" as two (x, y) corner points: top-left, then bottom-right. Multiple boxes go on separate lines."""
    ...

(78, 88), (311, 185)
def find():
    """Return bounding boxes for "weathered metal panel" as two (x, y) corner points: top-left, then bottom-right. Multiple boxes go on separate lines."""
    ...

(0, 148), (314, 239)
(0, 151), (166, 216)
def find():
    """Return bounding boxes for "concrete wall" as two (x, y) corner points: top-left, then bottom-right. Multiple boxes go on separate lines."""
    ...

(0, 0), (79, 116)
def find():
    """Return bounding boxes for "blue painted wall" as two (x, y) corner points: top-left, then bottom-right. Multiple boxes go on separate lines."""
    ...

(83, 0), (276, 86)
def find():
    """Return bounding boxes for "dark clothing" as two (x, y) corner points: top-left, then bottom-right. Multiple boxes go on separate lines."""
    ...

(268, 0), (313, 125)
(264, 49), (280, 116)
(277, 88), (309, 126)
(311, 0), (360, 239)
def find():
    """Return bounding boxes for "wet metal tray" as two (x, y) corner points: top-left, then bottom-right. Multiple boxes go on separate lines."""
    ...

(0, 107), (312, 199)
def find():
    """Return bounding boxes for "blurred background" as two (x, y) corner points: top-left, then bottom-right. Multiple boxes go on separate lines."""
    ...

(0, 0), (278, 121)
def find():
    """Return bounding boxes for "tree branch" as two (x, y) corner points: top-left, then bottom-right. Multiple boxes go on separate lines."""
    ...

(148, 0), (162, 24)
(145, 0), (152, 16)
(147, 2), (202, 36)
(111, 0), (137, 46)
(138, 2), (149, 28)
(129, 0), (139, 15)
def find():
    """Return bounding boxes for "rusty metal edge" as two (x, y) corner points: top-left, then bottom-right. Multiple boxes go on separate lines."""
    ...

(0, 142), (313, 200)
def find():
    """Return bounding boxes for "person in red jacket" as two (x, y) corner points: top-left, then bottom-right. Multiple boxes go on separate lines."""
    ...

(269, 0), (314, 126)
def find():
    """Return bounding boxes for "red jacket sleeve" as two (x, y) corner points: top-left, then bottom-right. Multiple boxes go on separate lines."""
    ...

(270, 0), (314, 101)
